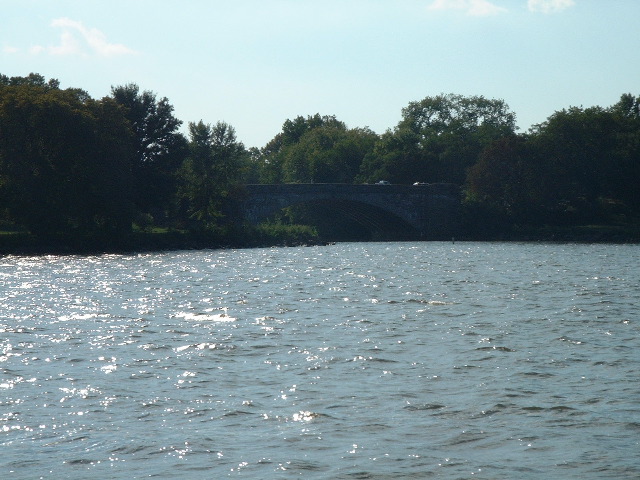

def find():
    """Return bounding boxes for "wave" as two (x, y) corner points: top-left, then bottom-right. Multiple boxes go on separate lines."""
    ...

(173, 312), (236, 322)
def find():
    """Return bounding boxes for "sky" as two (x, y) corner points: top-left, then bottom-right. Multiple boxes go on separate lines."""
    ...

(2, 0), (639, 148)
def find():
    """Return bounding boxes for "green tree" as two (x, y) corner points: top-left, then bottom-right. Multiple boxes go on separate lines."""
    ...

(88, 97), (136, 235)
(610, 93), (640, 211)
(528, 106), (625, 223)
(468, 96), (640, 229)
(281, 125), (377, 184)
(357, 127), (420, 183)
(110, 83), (187, 222)
(359, 94), (517, 185)
(256, 114), (351, 183)
(0, 72), (60, 90)
(0, 78), (134, 239)
(177, 121), (247, 231)
(613, 93), (640, 119)
(465, 135), (543, 224)
(239, 147), (263, 184)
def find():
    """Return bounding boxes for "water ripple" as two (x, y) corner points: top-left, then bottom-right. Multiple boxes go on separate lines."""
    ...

(1, 243), (639, 479)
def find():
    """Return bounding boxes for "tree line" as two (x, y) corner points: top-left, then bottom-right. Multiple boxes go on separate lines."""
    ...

(1, 73), (639, 250)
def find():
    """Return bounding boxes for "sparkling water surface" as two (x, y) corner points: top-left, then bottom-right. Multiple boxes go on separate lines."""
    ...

(1, 242), (639, 479)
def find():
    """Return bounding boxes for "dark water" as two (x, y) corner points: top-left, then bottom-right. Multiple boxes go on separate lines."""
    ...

(1, 242), (639, 479)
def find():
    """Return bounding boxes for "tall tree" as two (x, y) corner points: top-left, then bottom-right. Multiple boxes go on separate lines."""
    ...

(359, 94), (517, 185)
(110, 84), (187, 221)
(467, 97), (640, 228)
(528, 106), (624, 222)
(256, 114), (350, 183)
(0, 78), (134, 238)
(279, 125), (377, 184)
(465, 135), (543, 223)
(357, 127), (420, 184)
(612, 93), (640, 119)
(610, 94), (640, 211)
(177, 121), (247, 231)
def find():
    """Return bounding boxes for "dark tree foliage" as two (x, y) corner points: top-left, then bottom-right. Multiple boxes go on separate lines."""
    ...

(177, 121), (247, 232)
(256, 114), (377, 184)
(357, 127), (421, 184)
(609, 94), (640, 210)
(529, 106), (633, 223)
(359, 94), (517, 185)
(280, 125), (377, 184)
(110, 83), (187, 222)
(0, 77), (134, 239)
(0, 72), (60, 90)
(466, 135), (543, 224)
(613, 93), (640, 119)
(2, 72), (639, 247)
(465, 94), (640, 228)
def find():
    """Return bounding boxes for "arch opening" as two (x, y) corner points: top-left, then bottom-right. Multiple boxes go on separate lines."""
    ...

(258, 199), (420, 242)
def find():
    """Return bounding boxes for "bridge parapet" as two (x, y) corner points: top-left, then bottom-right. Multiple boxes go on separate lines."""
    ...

(245, 183), (459, 195)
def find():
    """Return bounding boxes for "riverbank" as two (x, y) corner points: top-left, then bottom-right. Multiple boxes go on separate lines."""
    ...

(0, 224), (323, 256)
(2, 222), (640, 256)
(460, 223), (640, 244)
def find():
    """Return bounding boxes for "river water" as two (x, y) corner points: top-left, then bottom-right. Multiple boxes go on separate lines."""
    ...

(1, 242), (639, 479)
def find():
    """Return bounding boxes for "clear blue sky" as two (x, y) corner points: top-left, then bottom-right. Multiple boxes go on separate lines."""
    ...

(2, 0), (639, 148)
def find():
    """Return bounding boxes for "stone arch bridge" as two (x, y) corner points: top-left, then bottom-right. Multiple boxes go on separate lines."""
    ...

(240, 183), (461, 239)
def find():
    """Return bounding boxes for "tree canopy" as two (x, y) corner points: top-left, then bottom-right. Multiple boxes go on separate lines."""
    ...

(359, 94), (517, 185)
(1, 72), (639, 249)
(253, 114), (377, 184)
(466, 101), (640, 227)
(110, 83), (187, 222)
(177, 120), (247, 232)
(0, 78), (133, 239)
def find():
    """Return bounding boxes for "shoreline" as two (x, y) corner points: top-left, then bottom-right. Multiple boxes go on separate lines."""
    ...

(2, 225), (640, 256)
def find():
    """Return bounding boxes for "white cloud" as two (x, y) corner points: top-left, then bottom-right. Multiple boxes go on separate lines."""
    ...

(28, 45), (45, 55)
(30, 18), (137, 57)
(527, 0), (575, 14)
(2, 45), (20, 54)
(427, 0), (508, 16)
(47, 29), (83, 56)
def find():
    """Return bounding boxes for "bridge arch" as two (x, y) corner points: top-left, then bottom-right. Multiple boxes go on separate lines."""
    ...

(241, 183), (461, 240)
